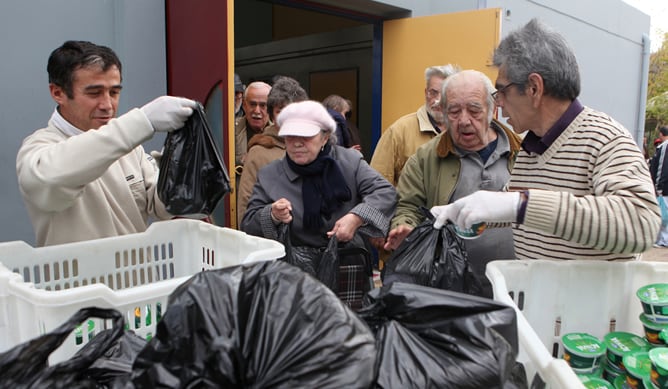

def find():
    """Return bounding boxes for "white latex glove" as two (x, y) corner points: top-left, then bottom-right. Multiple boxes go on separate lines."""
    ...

(141, 96), (197, 132)
(431, 190), (521, 229)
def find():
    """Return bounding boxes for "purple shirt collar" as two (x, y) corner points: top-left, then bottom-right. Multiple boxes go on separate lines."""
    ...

(521, 99), (584, 154)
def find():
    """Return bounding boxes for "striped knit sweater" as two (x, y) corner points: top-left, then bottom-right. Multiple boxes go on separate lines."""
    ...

(508, 106), (660, 260)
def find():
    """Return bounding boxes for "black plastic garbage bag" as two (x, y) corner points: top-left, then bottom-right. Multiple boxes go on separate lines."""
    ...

(81, 329), (147, 387)
(278, 223), (373, 310)
(157, 102), (231, 216)
(0, 307), (125, 388)
(382, 211), (483, 296)
(278, 222), (340, 292)
(358, 282), (525, 389)
(129, 260), (377, 388)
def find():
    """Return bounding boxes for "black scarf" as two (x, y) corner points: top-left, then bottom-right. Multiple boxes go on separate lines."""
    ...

(286, 143), (352, 229)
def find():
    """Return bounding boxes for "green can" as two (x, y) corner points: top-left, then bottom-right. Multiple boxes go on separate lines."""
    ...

(637, 284), (668, 324)
(563, 333), (607, 373)
(604, 332), (651, 372)
(649, 347), (668, 388)
(623, 351), (652, 388)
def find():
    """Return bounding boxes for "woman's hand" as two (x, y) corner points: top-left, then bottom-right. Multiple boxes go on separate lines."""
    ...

(271, 198), (293, 224)
(327, 213), (363, 242)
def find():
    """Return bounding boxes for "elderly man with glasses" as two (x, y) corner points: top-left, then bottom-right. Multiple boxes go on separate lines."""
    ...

(383, 69), (521, 298)
(431, 19), (660, 261)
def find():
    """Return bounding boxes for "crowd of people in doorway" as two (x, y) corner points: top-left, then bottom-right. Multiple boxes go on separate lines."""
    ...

(16, 18), (662, 298)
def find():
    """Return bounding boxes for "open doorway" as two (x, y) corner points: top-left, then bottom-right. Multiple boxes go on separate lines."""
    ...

(233, 1), (400, 158)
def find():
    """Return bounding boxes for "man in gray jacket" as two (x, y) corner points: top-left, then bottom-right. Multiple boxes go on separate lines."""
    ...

(17, 40), (196, 246)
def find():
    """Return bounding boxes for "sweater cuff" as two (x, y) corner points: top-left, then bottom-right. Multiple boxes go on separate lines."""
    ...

(522, 189), (562, 231)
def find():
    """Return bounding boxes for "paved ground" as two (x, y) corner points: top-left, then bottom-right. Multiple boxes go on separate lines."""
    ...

(639, 246), (668, 262)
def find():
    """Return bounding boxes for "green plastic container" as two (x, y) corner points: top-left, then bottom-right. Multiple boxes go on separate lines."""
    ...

(623, 351), (652, 388)
(563, 333), (607, 373)
(613, 375), (626, 389)
(637, 284), (668, 324)
(605, 332), (651, 371)
(604, 361), (625, 383)
(74, 319), (95, 345)
(453, 222), (486, 239)
(642, 378), (656, 389)
(640, 313), (668, 345)
(579, 374), (614, 389)
(649, 347), (668, 388)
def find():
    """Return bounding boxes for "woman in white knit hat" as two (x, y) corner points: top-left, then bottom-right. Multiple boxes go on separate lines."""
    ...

(241, 100), (396, 308)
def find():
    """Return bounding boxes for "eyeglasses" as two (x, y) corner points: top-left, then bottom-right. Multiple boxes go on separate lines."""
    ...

(492, 82), (518, 102)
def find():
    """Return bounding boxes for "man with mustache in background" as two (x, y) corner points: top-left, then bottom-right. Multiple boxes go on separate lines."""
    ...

(371, 65), (459, 187)
(235, 81), (272, 169)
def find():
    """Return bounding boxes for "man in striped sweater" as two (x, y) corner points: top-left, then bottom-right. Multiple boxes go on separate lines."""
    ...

(431, 19), (660, 260)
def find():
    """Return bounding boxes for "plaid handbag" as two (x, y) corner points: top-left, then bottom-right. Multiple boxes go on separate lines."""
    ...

(336, 246), (373, 311)
(277, 223), (373, 310)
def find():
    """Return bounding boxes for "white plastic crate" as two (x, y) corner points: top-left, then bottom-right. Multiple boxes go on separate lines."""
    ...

(0, 219), (284, 363)
(486, 259), (668, 389)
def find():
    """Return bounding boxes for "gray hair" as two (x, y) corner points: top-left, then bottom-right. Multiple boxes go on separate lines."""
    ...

(441, 70), (496, 127)
(243, 81), (272, 99)
(322, 94), (349, 114)
(493, 18), (580, 100)
(322, 129), (338, 145)
(424, 64), (461, 87)
(267, 76), (308, 121)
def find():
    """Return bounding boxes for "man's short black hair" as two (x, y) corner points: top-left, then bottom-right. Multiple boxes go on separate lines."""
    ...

(47, 40), (122, 98)
(660, 126), (668, 137)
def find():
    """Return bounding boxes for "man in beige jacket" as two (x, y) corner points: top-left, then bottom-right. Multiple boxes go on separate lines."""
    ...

(370, 65), (459, 186)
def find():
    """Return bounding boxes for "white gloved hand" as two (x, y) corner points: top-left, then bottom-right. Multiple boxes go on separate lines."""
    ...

(141, 96), (197, 132)
(430, 204), (457, 229)
(149, 149), (163, 165)
(431, 190), (521, 229)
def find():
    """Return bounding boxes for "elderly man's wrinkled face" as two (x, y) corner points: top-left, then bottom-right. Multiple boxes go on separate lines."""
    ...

(425, 75), (445, 124)
(285, 133), (329, 165)
(243, 85), (270, 132)
(445, 76), (494, 152)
